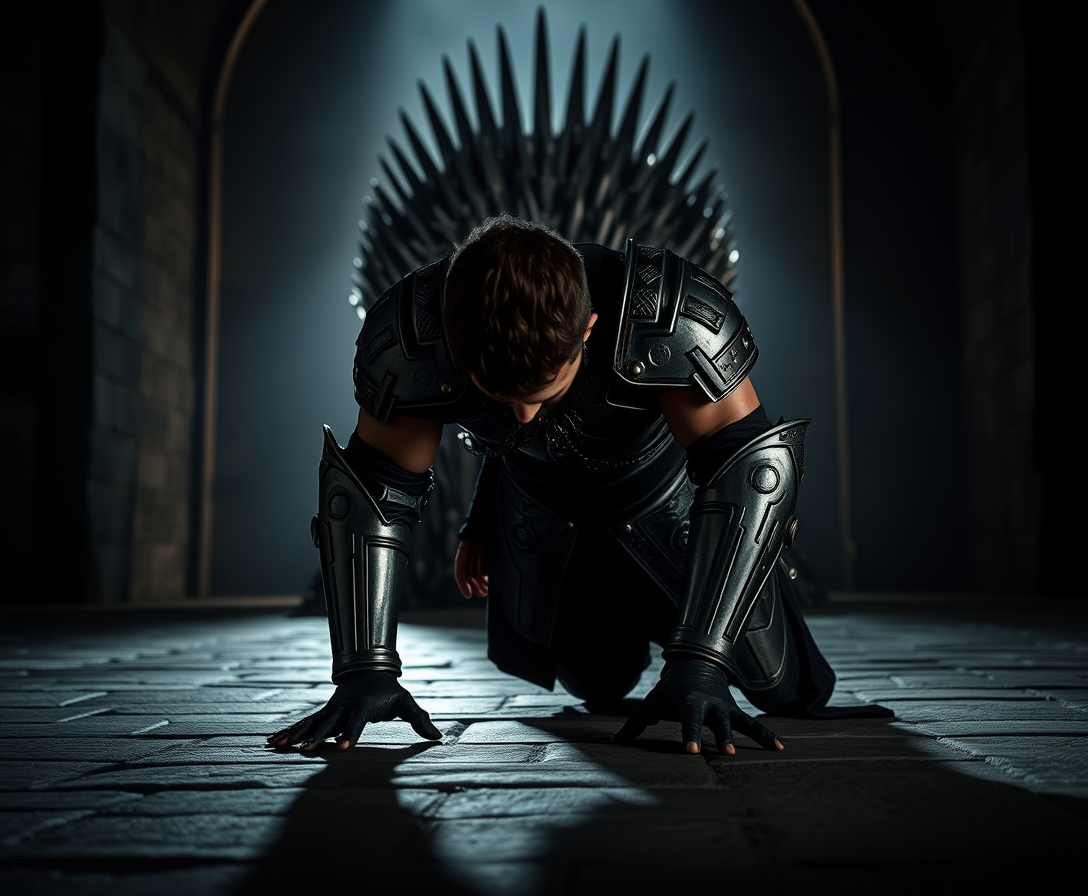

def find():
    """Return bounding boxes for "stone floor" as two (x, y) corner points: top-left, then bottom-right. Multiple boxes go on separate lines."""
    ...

(1, 596), (1086, 895)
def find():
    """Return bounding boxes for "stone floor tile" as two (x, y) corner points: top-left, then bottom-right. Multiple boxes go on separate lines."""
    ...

(0, 791), (140, 812)
(0, 738), (201, 763)
(870, 698), (1083, 722)
(934, 734), (1088, 786)
(0, 692), (109, 708)
(43, 763), (330, 791)
(3, 600), (1088, 895)
(903, 719), (1088, 736)
(0, 865), (254, 896)
(0, 762), (112, 791)
(426, 785), (658, 819)
(422, 811), (759, 866)
(0, 810), (94, 846)
(974, 670), (1088, 688)
(569, 862), (892, 896)
(852, 687), (1044, 701)
(10, 813), (289, 860)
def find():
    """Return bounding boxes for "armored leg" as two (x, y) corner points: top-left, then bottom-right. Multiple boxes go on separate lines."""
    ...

(310, 425), (429, 682)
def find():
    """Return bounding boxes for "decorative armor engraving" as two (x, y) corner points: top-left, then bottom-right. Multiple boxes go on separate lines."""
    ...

(614, 240), (757, 401)
(352, 256), (464, 424)
(311, 425), (430, 682)
(664, 419), (809, 678)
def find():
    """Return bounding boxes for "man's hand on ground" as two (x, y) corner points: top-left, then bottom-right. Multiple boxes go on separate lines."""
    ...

(611, 658), (784, 755)
(267, 671), (441, 751)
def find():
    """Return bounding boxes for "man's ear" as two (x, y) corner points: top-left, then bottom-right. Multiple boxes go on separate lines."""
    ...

(583, 312), (599, 341)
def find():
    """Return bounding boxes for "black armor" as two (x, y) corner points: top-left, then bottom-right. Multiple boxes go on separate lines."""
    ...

(612, 240), (757, 404)
(664, 419), (808, 680)
(352, 256), (466, 425)
(311, 425), (430, 682)
(333, 240), (843, 718)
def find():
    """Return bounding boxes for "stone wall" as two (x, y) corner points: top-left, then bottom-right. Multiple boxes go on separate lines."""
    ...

(938, 1), (1039, 593)
(0, 0), (236, 603)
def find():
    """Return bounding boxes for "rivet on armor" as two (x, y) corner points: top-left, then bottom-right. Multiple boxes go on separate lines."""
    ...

(440, 382), (452, 394)
(560, 520), (575, 532)
(788, 566), (798, 580)
(329, 492), (350, 521)
(623, 523), (633, 533)
(628, 361), (644, 377)
(751, 464), (780, 494)
(785, 517), (800, 547)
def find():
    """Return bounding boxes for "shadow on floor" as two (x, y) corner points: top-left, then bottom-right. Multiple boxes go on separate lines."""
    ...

(233, 707), (1087, 896)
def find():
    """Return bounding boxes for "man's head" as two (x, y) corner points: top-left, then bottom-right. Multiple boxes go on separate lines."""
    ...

(444, 216), (594, 409)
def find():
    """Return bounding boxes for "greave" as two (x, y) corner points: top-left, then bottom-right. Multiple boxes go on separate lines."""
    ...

(664, 419), (809, 679)
(310, 425), (429, 683)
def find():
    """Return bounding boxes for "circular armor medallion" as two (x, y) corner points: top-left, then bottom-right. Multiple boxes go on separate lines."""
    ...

(648, 343), (671, 367)
(328, 491), (351, 520)
(750, 464), (780, 494)
(511, 522), (537, 551)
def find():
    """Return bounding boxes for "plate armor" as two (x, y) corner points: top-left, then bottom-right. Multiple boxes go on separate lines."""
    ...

(332, 240), (801, 692)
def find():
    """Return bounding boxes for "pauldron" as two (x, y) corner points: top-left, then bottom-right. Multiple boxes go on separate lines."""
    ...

(611, 240), (756, 404)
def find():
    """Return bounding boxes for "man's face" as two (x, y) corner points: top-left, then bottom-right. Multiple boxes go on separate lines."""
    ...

(471, 313), (598, 425)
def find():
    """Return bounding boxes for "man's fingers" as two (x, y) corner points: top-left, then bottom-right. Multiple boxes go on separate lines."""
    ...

(408, 712), (442, 741)
(731, 712), (781, 752)
(707, 706), (734, 755)
(681, 705), (706, 754)
(268, 713), (319, 746)
(300, 713), (342, 750)
(400, 697), (442, 740)
(336, 713), (369, 749)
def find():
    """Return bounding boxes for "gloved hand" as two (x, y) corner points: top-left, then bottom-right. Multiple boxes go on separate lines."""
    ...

(267, 671), (441, 751)
(611, 658), (784, 755)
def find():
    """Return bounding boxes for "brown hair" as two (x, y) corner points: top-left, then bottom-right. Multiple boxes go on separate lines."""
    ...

(443, 215), (591, 397)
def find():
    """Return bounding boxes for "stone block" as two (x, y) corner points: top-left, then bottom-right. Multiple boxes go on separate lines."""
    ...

(94, 224), (141, 292)
(0, 791), (140, 811)
(96, 172), (142, 247)
(0, 865), (253, 896)
(10, 812), (288, 861)
(95, 118), (141, 197)
(0, 737), (196, 763)
(0, 810), (94, 847)
(92, 271), (140, 338)
(92, 374), (138, 435)
(0, 761), (108, 791)
(97, 64), (142, 147)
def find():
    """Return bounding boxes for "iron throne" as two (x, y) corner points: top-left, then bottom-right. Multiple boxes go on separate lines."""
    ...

(345, 9), (742, 609)
(351, 8), (738, 318)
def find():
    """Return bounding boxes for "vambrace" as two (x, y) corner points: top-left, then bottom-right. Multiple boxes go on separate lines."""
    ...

(663, 419), (809, 678)
(310, 425), (430, 683)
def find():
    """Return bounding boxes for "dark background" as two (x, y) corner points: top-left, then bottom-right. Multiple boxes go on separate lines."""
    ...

(1, 0), (1083, 605)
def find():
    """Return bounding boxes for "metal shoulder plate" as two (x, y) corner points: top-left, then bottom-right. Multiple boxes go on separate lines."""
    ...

(353, 256), (466, 424)
(613, 239), (756, 402)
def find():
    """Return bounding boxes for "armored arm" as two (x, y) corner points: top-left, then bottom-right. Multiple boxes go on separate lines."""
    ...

(268, 423), (442, 749)
(311, 425), (430, 682)
(664, 418), (808, 676)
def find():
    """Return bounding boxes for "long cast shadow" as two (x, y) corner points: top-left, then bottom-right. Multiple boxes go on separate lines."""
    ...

(234, 699), (1088, 896)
